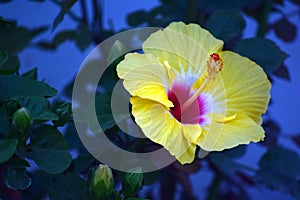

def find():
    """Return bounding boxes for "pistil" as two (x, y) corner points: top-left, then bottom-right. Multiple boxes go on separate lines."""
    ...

(181, 53), (223, 113)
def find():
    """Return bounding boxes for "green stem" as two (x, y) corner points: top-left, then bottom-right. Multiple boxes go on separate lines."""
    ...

(236, 162), (257, 172)
(50, 0), (80, 21)
(206, 173), (223, 200)
(80, 0), (88, 25)
(92, 0), (103, 30)
(256, 0), (273, 37)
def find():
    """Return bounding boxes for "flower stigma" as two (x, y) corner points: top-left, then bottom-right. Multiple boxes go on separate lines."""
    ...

(207, 53), (223, 78)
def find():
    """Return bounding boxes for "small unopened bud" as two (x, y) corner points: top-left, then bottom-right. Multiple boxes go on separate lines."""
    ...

(12, 107), (31, 133)
(90, 164), (114, 199)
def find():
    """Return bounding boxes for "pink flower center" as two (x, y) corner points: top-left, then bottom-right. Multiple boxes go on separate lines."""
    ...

(167, 81), (207, 125)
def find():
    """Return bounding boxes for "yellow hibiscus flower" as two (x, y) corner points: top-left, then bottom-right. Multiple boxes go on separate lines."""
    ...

(116, 22), (271, 164)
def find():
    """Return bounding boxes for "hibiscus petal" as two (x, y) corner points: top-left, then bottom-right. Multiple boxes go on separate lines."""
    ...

(143, 22), (224, 76)
(130, 97), (202, 164)
(197, 113), (265, 151)
(117, 53), (174, 108)
(220, 51), (271, 124)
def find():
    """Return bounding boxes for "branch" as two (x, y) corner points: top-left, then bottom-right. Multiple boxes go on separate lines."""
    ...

(80, 0), (88, 25)
(257, 0), (273, 37)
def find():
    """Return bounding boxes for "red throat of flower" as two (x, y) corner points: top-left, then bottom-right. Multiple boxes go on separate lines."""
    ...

(167, 82), (207, 125)
(167, 53), (223, 125)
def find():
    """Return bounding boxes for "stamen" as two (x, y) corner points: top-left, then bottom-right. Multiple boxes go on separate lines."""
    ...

(181, 53), (223, 113)
(207, 53), (223, 78)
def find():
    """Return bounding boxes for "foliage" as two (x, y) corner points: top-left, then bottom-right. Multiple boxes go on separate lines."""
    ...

(0, 0), (299, 199)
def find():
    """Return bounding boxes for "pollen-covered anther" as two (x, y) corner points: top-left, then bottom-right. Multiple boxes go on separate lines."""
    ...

(207, 53), (223, 77)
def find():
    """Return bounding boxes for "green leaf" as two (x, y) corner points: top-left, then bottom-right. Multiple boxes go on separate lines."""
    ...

(146, 5), (176, 27)
(53, 102), (72, 126)
(22, 68), (37, 80)
(52, 0), (78, 31)
(0, 74), (57, 101)
(209, 153), (239, 177)
(46, 173), (88, 200)
(206, 10), (246, 43)
(273, 18), (297, 42)
(0, 139), (18, 163)
(111, 190), (123, 200)
(208, 146), (248, 177)
(0, 50), (8, 67)
(8, 158), (30, 170)
(221, 145), (247, 158)
(287, 0), (300, 6)
(95, 93), (115, 131)
(36, 30), (77, 50)
(261, 119), (280, 147)
(17, 96), (58, 121)
(20, 170), (47, 199)
(0, 105), (10, 135)
(255, 146), (300, 192)
(31, 26), (48, 37)
(143, 170), (160, 186)
(291, 180), (300, 199)
(234, 38), (289, 72)
(30, 125), (72, 174)
(94, 91), (129, 132)
(272, 64), (290, 81)
(127, 10), (148, 26)
(30, 125), (68, 149)
(54, 30), (76, 42)
(292, 134), (300, 148)
(0, 55), (20, 74)
(64, 122), (83, 150)
(75, 26), (92, 51)
(5, 168), (31, 190)
(199, 0), (247, 10)
(0, 0), (13, 3)
(0, 17), (12, 28)
(122, 167), (143, 198)
(31, 148), (72, 174)
(0, 23), (46, 54)
(160, 174), (176, 200)
(37, 28), (91, 51)
(73, 153), (94, 174)
(244, 0), (264, 8)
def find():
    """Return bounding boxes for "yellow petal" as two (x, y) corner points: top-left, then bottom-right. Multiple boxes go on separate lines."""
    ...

(117, 53), (174, 108)
(130, 97), (202, 164)
(197, 113), (265, 151)
(219, 51), (271, 124)
(143, 22), (223, 76)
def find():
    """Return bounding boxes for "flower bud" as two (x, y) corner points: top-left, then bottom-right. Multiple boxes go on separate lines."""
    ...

(90, 164), (114, 199)
(12, 107), (31, 133)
